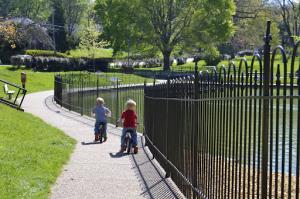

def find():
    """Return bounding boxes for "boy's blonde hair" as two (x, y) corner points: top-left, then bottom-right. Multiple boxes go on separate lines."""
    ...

(126, 99), (136, 110)
(96, 97), (104, 105)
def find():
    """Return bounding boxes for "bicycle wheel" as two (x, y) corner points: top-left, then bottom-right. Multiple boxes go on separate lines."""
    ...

(99, 126), (103, 143)
(126, 138), (131, 154)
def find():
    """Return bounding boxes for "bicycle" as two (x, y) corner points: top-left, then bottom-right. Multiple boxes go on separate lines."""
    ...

(124, 129), (135, 154)
(96, 122), (106, 143)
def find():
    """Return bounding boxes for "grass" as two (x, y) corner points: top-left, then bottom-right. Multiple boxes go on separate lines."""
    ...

(98, 72), (151, 85)
(66, 48), (114, 59)
(25, 49), (127, 59)
(0, 104), (75, 198)
(0, 66), (55, 95)
(113, 55), (299, 75)
(0, 65), (151, 100)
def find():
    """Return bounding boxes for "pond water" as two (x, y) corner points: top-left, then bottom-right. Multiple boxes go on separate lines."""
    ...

(63, 87), (300, 174)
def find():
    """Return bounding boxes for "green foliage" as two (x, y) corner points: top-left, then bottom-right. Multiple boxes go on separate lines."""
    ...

(202, 47), (222, 66)
(0, 0), (51, 21)
(186, 0), (236, 49)
(78, 20), (110, 59)
(62, 0), (88, 35)
(0, 104), (75, 198)
(48, 0), (68, 52)
(232, 11), (280, 50)
(95, 0), (235, 71)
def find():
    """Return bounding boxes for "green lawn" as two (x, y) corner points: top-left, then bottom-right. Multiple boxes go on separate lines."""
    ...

(0, 104), (75, 198)
(0, 66), (55, 94)
(114, 55), (299, 75)
(0, 66), (151, 98)
(64, 72), (152, 86)
(25, 49), (127, 59)
(67, 48), (114, 59)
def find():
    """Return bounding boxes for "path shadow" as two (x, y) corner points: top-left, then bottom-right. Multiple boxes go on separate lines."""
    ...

(130, 138), (184, 199)
(109, 152), (127, 158)
(81, 141), (102, 145)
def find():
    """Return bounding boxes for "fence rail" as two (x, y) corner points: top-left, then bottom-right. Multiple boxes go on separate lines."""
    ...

(54, 72), (145, 132)
(53, 21), (300, 199)
(144, 21), (300, 198)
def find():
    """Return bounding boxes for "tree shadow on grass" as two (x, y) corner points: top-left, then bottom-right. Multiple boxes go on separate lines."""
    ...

(7, 66), (25, 71)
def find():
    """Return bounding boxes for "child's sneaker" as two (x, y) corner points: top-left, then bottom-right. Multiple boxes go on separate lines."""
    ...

(134, 146), (138, 154)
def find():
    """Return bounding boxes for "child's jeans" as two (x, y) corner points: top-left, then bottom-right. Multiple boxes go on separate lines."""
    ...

(94, 121), (107, 138)
(121, 128), (137, 147)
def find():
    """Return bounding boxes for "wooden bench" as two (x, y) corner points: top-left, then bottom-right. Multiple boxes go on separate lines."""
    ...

(3, 84), (15, 100)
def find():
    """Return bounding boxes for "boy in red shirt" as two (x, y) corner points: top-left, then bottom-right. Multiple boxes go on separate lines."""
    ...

(119, 99), (138, 154)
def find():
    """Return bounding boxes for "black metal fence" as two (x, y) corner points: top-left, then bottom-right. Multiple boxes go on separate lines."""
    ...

(54, 72), (145, 132)
(144, 21), (300, 198)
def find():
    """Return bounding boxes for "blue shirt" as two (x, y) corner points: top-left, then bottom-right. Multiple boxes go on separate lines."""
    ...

(92, 105), (111, 122)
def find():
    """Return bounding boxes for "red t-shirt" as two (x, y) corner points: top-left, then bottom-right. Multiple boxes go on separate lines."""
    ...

(121, 110), (137, 128)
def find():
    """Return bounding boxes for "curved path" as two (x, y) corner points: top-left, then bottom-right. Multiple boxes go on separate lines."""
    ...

(22, 91), (185, 199)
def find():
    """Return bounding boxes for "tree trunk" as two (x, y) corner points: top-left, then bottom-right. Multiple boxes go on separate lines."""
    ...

(163, 50), (171, 71)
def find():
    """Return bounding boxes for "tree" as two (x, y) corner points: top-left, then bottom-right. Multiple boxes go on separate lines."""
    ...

(0, 20), (18, 63)
(79, 19), (109, 59)
(0, 0), (14, 17)
(227, 9), (280, 53)
(185, 0), (235, 50)
(48, 0), (68, 52)
(273, 0), (300, 46)
(0, 21), (17, 49)
(62, 0), (88, 36)
(0, 0), (52, 22)
(234, 0), (268, 20)
(95, 0), (235, 71)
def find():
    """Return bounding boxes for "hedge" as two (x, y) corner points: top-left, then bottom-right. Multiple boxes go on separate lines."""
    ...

(10, 55), (112, 72)
(25, 50), (69, 58)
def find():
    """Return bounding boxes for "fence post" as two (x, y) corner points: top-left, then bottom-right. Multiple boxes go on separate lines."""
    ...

(97, 74), (99, 97)
(81, 75), (84, 116)
(115, 78), (119, 125)
(261, 20), (271, 199)
(165, 76), (171, 178)
(193, 60), (200, 199)
(68, 75), (71, 111)
(143, 80), (147, 138)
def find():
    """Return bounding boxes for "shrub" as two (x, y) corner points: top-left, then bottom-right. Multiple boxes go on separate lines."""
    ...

(145, 58), (162, 68)
(176, 57), (186, 66)
(25, 50), (68, 58)
(10, 55), (33, 67)
(202, 48), (222, 66)
(11, 54), (111, 72)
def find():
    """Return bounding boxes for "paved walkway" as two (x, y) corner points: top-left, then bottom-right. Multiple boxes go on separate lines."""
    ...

(22, 91), (184, 199)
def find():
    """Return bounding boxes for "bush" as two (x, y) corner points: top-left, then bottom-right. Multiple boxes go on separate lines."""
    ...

(202, 48), (222, 66)
(145, 58), (162, 68)
(25, 50), (68, 58)
(11, 54), (111, 72)
(176, 57), (187, 66)
(11, 55), (33, 67)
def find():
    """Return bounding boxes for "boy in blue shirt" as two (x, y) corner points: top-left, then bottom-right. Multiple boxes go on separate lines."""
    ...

(92, 97), (111, 142)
